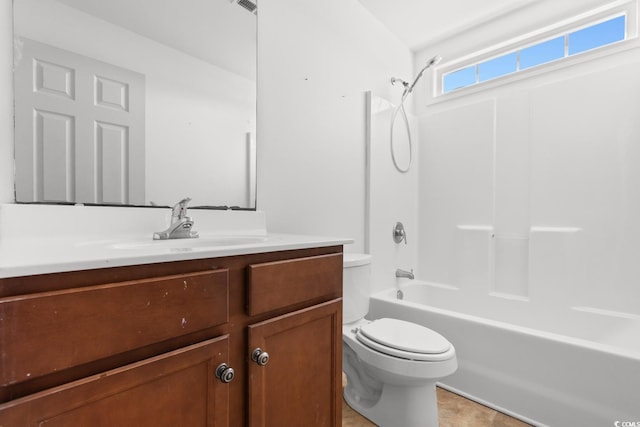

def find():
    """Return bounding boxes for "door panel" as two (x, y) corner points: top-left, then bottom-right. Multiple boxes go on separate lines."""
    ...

(36, 110), (75, 201)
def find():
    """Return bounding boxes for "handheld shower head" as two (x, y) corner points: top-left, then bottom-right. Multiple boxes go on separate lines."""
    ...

(426, 55), (443, 68)
(407, 55), (442, 93)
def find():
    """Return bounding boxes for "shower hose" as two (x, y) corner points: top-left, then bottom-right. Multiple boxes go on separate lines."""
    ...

(390, 91), (412, 173)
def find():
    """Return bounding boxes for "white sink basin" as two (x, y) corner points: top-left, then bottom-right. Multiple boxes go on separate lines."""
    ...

(109, 235), (269, 250)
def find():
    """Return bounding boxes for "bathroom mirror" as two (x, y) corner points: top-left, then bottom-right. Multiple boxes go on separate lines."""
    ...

(13, 0), (257, 209)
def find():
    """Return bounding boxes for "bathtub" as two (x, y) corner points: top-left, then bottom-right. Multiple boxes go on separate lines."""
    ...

(368, 281), (640, 427)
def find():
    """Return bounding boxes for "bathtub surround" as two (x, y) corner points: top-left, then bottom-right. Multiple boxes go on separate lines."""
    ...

(366, 92), (419, 294)
(417, 55), (640, 311)
(414, 2), (640, 316)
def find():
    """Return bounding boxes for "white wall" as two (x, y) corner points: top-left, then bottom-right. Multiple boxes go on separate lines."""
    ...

(415, 3), (640, 317)
(2, 0), (411, 252)
(257, 0), (412, 252)
(0, 2), (12, 205)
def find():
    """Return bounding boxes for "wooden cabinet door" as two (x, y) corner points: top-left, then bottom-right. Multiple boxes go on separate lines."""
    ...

(0, 336), (231, 427)
(247, 299), (342, 427)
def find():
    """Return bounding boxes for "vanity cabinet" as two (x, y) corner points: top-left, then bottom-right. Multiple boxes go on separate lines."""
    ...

(246, 255), (343, 427)
(0, 246), (343, 426)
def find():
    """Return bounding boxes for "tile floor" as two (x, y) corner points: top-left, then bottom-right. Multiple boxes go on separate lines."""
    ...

(342, 387), (532, 427)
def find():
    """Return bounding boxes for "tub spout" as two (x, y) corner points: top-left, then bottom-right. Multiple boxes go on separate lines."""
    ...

(395, 268), (414, 280)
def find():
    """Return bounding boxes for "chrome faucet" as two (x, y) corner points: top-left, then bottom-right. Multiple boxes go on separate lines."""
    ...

(395, 268), (414, 280)
(153, 197), (199, 240)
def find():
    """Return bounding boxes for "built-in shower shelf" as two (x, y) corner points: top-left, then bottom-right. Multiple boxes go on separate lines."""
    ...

(530, 226), (582, 233)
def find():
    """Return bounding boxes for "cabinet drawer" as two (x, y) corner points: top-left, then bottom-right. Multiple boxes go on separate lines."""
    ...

(0, 269), (228, 387)
(246, 253), (342, 316)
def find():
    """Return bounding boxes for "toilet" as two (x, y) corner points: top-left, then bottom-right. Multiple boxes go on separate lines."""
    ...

(342, 253), (457, 427)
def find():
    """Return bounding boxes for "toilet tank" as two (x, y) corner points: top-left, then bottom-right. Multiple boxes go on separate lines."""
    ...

(343, 253), (372, 324)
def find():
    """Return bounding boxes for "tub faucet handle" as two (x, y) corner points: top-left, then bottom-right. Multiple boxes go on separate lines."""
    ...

(393, 222), (407, 244)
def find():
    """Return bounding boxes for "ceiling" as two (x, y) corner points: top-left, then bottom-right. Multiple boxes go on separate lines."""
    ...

(50, 0), (595, 75)
(357, 0), (539, 50)
(55, 0), (257, 79)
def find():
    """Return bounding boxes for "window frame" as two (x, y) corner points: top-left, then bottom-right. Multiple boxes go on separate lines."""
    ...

(433, 0), (639, 99)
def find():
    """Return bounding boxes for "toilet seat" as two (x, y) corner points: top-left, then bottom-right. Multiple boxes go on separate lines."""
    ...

(356, 318), (453, 362)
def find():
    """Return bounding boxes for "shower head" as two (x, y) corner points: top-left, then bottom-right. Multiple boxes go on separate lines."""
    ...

(425, 55), (443, 68)
(229, 0), (257, 14)
(407, 55), (442, 93)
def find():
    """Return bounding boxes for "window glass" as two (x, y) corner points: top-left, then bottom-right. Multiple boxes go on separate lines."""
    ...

(478, 53), (517, 82)
(568, 15), (625, 55)
(440, 14), (628, 95)
(443, 66), (476, 93)
(520, 36), (565, 70)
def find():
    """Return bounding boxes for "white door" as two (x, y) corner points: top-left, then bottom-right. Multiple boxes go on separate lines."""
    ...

(14, 37), (145, 205)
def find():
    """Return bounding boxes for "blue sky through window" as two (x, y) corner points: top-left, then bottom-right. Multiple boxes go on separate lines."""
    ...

(478, 52), (517, 82)
(443, 66), (475, 92)
(442, 14), (627, 94)
(520, 36), (564, 70)
(569, 15), (625, 55)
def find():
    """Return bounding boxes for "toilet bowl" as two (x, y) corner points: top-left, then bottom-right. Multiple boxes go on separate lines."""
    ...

(342, 254), (457, 427)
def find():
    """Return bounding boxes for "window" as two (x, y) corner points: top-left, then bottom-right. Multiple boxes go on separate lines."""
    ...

(443, 66), (475, 93)
(569, 15), (626, 55)
(520, 37), (564, 70)
(478, 52), (517, 82)
(441, 14), (628, 94)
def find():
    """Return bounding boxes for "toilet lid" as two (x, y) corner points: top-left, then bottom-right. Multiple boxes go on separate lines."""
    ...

(356, 318), (451, 360)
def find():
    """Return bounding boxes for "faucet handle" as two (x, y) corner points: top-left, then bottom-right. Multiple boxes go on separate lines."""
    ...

(393, 222), (407, 244)
(172, 197), (192, 219)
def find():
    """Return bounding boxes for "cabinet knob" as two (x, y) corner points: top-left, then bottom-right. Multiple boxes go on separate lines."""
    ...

(215, 363), (235, 383)
(251, 348), (270, 366)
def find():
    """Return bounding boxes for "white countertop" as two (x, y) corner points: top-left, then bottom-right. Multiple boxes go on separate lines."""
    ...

(0, 233), (350, 278)
(0, 204), (352, 278)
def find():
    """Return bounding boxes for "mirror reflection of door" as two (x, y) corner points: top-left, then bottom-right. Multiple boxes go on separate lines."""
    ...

(13, 0), (257, 209)
(14, 38), (145, 205)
